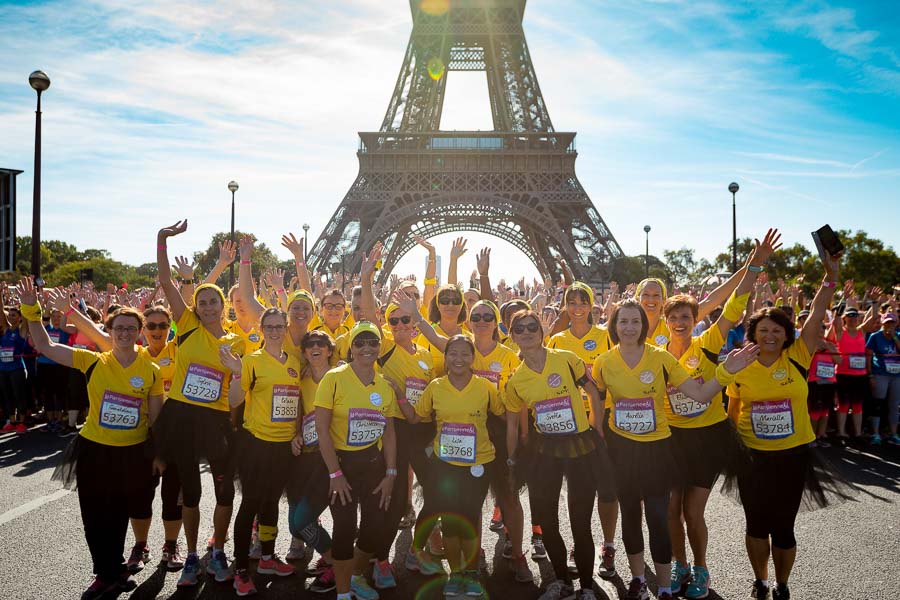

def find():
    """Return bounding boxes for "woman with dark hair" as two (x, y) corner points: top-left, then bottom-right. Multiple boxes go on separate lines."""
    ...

(593, 299), (758, 600)
(726, 250), (842, 600)
(0, 300), (31, 433)
(865, 312), (900, 445)
(418, 283), (470, 375)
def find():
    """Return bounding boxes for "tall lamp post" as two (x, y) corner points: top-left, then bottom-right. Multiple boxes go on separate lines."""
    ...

(728, 182), (739, 274)
(29, 70), (50, 285)
(228, 180), (239, 288)
(643, 225), (651, 278)
(302, 223), (310, 262)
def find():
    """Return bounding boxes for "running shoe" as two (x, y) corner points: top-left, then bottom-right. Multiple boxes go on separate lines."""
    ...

(817, 437), (831, 448)
(749, 579), (771, 600)
(309, 566), (336, 593)
(248, 538), (262, 560)
(306, 556), (330, 576)
(117, 573), (137, 593)
(350, 574), (380, 600)
(207, 549), (234, 582)
(502, 539), (513, 559)
(14, 422), (26, 433)
(836, 436), (848, 448)
(444, 573), (465, 597)
(531, 535), (547, 561)
(772, 583), (790, 600)
(58, 425), (78, 437)
(489, 506), (504, 532)
(233, 568), (257, 596)
(625, 578), (649, 600)
(886, 434), (900, 445)
(126, 542), (150, 573)
(257, 554), (295, 576)
(406, 550), (444, 576)
(286, 537), (306, 561)
(399, 505), (417, 529)
(463, 571), (484, 597)
(871, 433), (883, 446)
(1, 422), (14, 432)
(512, 554), (533, 582)
(577, 590), (597, 600)
(685, 565), (710, 599)
(177, 554), (201, 587)
(373, 559), (397, 589)
(161, 542), (184, 570)
(80, 576), (116, 600)
(598, 545), (616, 578)
(537, 579), (575, 600)
(671, 560), (691, 594)
(658, 593), (673, 600)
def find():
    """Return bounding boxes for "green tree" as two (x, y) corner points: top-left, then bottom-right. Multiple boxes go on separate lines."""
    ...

(49, 257), (131, 288)
(191, 231), (281, 290)
(611, 255), (671, 287)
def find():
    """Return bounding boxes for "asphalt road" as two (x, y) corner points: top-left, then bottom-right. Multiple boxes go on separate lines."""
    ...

(1, 426), (898, 600)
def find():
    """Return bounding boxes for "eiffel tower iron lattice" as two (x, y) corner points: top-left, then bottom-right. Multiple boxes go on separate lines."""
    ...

(307, 0), (624, 287)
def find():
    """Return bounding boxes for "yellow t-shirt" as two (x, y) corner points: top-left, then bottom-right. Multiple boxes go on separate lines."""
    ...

(416, 324), (473, 376)
(727, 341), (816, 451)
(506, 349), (591, 436)
(240, 350), (303, 443)
(143, 342), (177, 396)
(313, 321), (351, 340)
(74, 349), (163, 447)
(299, 374), (321, 449)
(334, 332), (351, 364)
(648, 319), (671, 347)
(592, 344), (690, 442)
(664, 325), (727, 429)
(415, 375), (504, 466)
(548, 326), (611, 410)
(168, 310), (246, 412)
(472, 342), (520, 402)
(225, 319), (264, 353)
(376, 338), (435, 421)
(314, 363), (399, 452)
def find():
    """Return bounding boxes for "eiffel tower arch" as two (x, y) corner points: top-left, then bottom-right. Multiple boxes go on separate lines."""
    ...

(308, 0), (624, 287)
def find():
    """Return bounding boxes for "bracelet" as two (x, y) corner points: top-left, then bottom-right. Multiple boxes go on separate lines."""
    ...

(232, 373), (242, 380)
(748, 265), (764, 273)
(329, 469), (344, 479)
(157, 244), (166, 250)
(822, 280), (837, 288)
(65, 308), (75, 317)
(276, 288), (285, 295)
(423, 277), (437, 285)
(396, 394), (408, 405)
(506, 458), (516, 467)
(180, 278), (194, 285)
(385, 468), (398, 477)
(714, 362), (736, 387)
(240, 260), (250, 265)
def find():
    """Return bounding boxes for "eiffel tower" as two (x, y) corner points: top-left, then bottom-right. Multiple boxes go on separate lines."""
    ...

(307, 0), (624, 286)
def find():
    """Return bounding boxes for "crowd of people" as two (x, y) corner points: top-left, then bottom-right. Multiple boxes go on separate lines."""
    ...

(1, 222), (897, 600)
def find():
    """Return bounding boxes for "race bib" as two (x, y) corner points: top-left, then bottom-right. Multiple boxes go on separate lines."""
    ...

(270, 384), (300, 422)
(750, 399), (795, 439)
(302, 412), (318, 446)
(815, 362), (835, 379)
(667, 378), (707, 418)
(614, 397), (656, 435)
(347, 407), (386, 447)
(886, 359), (900, 375)
(181, 363), (225, 403)
(474, 369), (501, 386)
(848, 355), (866, 370)
(405, 377), (426, 406)
(99, 390), (142, 430)
(438, 422), (477, 464)
(534, 396), (577, 435)
(49, 332), (61, 343)
(0, 347), (13, 363)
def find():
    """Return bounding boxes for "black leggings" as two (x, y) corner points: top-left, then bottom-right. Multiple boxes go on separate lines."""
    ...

(329, 446), (389, 561)
(287, 451), (332, 554)
(738, 446), (809, 550)
(177, 449), (234, 508)
(420, 457), (490, 541)
(0, 368), (29, 416)
(160, 463), (182, 522)
(528, 452), (597, 589)
(619, 493), (671, 564)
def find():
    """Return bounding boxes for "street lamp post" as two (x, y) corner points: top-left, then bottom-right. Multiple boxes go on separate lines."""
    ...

(643, 225), (651, 278)
(228, 180), (239, 288)
(29, 70), (50, 285)
(302, 223), (310, 263)
(728, 182), (739, 274)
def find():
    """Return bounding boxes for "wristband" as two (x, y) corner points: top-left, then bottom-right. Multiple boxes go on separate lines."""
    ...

(423, 277), (437, 285)
(396, 394), (408, 405)
(65, 308), (75, 317)
(329, 469), (344, 479)
(232, 373), (241, 380)
(714, 362), (736, 387)
(240, 260), (250, 265)
(276, 288), (285, 295)
(748, 265), (764, 273)
(385, 468), (398, 477)
(180, 278), (194, 285)
(822, 280), (837, 288)
(157, 244), (167, 250)
(19, 302), (43, 322)
(722, 291), (750, 323)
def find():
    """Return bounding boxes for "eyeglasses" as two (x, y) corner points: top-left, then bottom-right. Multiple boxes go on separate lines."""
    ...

(511, 322), (541, 335)
(469, 313), (495, 323)
(322, 302), (345, 310)
(388, 315), (412, 326)
(262, 324), (286, 332)
(42, 317), (50, 322)
(438, 296), (462, 305)
(112, 326), (139, 334)
(303, 338), (330, 349)
(144, 322), (170, 331)
(352, 338), (381, 348)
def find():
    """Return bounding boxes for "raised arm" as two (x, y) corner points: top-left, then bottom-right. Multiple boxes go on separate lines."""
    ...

(392, 290), (448, 352)
(46, 289), (113, 352)
(156, 220), (189, 321)
(800, 251), (840, 354)
(699, 266), (746, 322)
(447, 237), (467, 288)
(475, 248), (493, 301)
(716, 228), (781, 337)
(17, 278), (75, 368)
(281, 232), (313, 293)
(204, 240), (236, 285)
(237, 237), (265, 324)
(360, 243), (383, 325)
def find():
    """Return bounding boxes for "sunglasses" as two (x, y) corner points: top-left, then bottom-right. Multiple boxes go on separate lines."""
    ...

(469, 313), (495, 323)
(303, 338), (331, 349)
(438, 296), (462, 305)
(512, 322), (541, 335)
(144, 322), (170, 331)
(352, 338), (381, 348)
(389, 315), (412, 326)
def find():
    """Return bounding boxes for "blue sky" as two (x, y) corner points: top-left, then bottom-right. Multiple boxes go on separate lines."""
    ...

(1, 0), (898, 283)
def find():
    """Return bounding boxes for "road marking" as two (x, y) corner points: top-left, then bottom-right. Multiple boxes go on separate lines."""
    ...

(0, 489), (71, 527)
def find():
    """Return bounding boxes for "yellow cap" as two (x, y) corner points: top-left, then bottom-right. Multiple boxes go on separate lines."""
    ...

(287, 289), (315, 309)
(349, 320), (382, 346)
(636, 278), (668, 302)
(192, 283), (226, 307)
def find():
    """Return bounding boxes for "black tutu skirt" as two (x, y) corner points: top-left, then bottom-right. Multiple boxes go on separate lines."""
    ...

(234, 428), (294, 497)
(604, 424), (680, 499)
(52, 434), (154, 492)
(517, 428), (615, 499)
(669, 418), (747, 490)
(152, 399), (233, 465)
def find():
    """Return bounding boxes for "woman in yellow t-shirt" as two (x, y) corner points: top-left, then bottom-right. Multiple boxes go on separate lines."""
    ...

(396, 334), (505, 598)
(220, 308), (301, 592)
(663, 229), (778, 598)
(505, 310), (610, 598)
(592, 299), (757, 600)
(314, 321), (399, 600)
(726, 252), (842, 600)
(21, 279), (164, 597)
(152, 220), (246, 585)
(418, 284), (470, 375)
